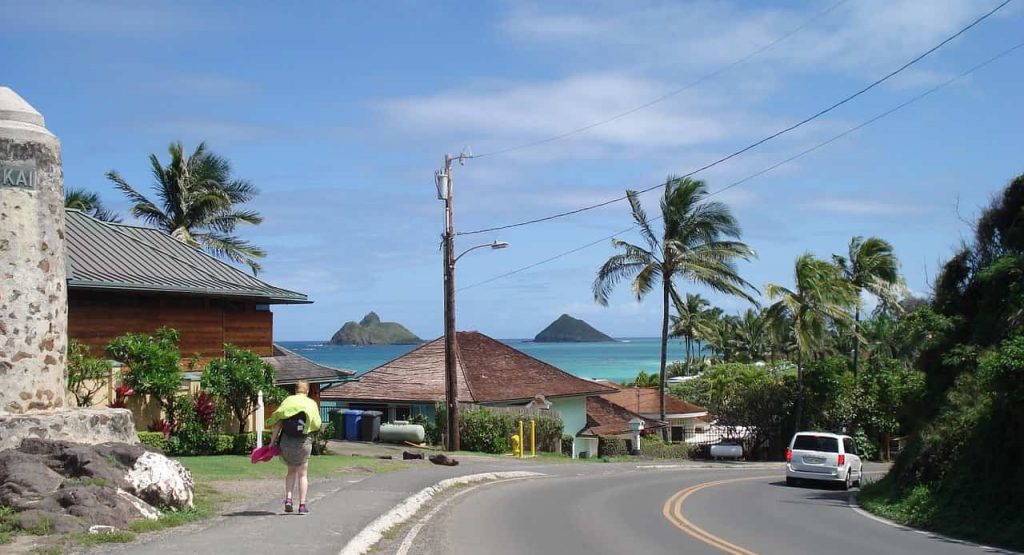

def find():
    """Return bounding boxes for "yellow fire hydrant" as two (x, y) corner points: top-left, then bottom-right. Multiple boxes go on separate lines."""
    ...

(511, 433), (522, 457)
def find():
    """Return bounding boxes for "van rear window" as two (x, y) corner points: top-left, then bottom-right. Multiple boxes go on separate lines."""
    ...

(793, 435), (839, 452)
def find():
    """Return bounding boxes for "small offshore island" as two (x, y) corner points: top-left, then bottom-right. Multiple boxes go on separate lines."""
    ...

(329, 312), (423, 345)
(534, 314), (616, 343)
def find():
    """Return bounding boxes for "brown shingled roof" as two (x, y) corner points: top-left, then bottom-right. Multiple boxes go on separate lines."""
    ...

(321, 331), (615, 403)
(579, 396), (665, 438)
(599, 384), (708, 416)
(263, 344), (354, 385)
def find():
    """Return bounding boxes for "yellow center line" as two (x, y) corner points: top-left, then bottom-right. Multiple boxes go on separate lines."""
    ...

(662, 475), (774, 555)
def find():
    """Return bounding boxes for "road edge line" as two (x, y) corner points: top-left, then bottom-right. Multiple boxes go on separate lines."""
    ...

(848, 494), (1021, 555)
(338, 471), (545, 555)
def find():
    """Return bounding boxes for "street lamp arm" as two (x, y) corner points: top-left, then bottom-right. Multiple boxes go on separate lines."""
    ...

(454, 241), (509, 264)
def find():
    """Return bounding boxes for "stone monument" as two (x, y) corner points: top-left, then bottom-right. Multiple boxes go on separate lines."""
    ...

(0, 86), (136, 450)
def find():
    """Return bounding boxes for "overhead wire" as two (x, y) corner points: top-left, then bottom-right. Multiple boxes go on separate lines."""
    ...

(457, 38), (1024, 292)
(457, 0), (1014, 237)
(471, 0), (850, 159)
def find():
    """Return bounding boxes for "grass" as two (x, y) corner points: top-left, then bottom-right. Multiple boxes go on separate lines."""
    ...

(30, 546), (63, 555)
(69, 530), (136, 546)
(176, 454), (401, 482)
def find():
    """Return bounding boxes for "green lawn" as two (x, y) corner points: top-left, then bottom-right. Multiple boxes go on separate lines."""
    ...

(177, 454), (402, 482)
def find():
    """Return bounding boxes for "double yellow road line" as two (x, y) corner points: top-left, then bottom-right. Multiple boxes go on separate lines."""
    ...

(662, 475), (773, 555)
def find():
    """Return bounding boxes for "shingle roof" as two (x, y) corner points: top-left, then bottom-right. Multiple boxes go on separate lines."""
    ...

(599, 384), (708, 417)
(263, 344), (355, 385)
(578, 396), (665, 438)
(64, 210), (308, 304)
(321, 331), (616, 403)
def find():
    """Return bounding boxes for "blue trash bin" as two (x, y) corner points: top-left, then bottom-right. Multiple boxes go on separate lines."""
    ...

(344, 409), (364, 441)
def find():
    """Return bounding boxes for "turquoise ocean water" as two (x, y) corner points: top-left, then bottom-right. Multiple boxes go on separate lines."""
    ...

(278, 338), (690, 383)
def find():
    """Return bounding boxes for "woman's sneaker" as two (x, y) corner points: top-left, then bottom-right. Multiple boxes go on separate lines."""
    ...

(298, 504), (309, 515)
(285, 499), (294, 513)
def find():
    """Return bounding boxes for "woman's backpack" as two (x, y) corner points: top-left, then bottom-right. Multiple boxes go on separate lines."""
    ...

(281, 412), (307, 437)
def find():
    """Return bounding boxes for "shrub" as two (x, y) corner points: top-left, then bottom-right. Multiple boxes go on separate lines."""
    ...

(106, 328), (183, 427)
(598, 438), (629, 457)
(202, 345), (286, 434)
(67, 340), (112, 407)
(639, 434), (690, 459)
(232, 432), (273, 454)
(311, 423), (334, 456)
(561, 435), (574, 457)
(137, 431), (168, 452)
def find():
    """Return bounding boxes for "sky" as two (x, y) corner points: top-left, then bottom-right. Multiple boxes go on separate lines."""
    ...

(3, 0), (1022, 341)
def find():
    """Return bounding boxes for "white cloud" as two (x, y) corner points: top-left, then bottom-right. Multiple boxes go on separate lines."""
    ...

(802, 197), (930, 216)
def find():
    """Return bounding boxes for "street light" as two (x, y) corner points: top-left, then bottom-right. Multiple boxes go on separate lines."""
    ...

(436, 153), (508, 452)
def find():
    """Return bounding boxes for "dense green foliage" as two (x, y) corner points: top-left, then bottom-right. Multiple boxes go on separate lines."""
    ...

(534, 314), (614, 342)
(330, 311), (423, 345)
(106, 328), (184, 428)
(67, 340), (113, 407)
(106, 141), (266, 274)
(202, 344), (286, 434)
(435, 405), (563, 454)
(859, 174), (1024, 549)
(594, 176), (756, 437)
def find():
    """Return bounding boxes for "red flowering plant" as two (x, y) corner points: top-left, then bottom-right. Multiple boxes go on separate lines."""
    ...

(108, 384), (135, 409)
(148, 418), (172, 440)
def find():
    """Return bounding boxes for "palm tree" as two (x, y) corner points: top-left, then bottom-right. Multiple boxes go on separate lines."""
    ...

(766, 254), (858, 433)
(594, 176), (757, 438)
(670, 293), (713, 369)
(106, 141), (266, 274)
(703, 315), (739, 363)
(832, 236), (901, 375)
(65, 188), (121, 223)
(735, 308), (768, 363)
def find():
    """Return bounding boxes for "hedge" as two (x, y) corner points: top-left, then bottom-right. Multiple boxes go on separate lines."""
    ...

(598, 438), (630, 457)
(439, 406), (564, 455)
(138, 431), (272, 456)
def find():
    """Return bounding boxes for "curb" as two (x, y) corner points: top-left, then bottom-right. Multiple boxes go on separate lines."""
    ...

(637, 462), (783, 470)
(848, 495), (1021, 555)
(338, 471), (545, 555)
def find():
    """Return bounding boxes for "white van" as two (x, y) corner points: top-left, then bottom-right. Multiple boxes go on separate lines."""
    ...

(785, 431), (863, 490)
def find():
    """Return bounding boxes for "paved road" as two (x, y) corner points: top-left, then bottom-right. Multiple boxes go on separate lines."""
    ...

(396, 464), (1002, 555)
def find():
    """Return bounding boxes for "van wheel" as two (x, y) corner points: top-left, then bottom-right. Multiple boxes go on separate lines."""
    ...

(842, 472), (852, 491)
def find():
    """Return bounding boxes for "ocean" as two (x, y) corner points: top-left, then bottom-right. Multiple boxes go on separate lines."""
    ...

(278, 338), (691, 383)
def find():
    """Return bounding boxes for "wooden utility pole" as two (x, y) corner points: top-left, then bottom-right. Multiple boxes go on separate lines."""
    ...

(439, 153), (460, 452)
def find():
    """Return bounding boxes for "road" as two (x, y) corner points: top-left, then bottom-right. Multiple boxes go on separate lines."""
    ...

(392, 463), (1000, 555)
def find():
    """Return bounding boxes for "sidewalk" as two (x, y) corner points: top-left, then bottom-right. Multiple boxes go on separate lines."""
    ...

(85, 455), (538, 555)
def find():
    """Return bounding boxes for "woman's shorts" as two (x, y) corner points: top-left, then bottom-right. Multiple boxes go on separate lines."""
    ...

(278, 434), (312, 466)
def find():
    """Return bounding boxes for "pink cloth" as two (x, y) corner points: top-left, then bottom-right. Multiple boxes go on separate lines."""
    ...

(250, 445), (280, 464)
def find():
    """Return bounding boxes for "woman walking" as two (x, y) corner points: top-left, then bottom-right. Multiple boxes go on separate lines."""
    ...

(267, 380), (321, 514)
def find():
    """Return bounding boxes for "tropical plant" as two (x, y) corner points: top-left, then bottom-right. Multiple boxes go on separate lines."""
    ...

(106, 327), (184, 428)
(734, 308), (769, 363)
(202, 344), (287, 434)
(624, 370), (660, 387)
(593, 176), (757, 438)
(765, 254), (858, 433)
(106, 141), (266, 274)
(669, 293), (714, 368)
(67, 340), (113, 407)
(703, 314), (739, 362)
(833, 236), (902, 375)
(64, 188), (121, 222)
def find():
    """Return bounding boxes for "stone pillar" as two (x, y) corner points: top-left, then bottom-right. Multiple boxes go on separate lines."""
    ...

(0, 87), (67, 414)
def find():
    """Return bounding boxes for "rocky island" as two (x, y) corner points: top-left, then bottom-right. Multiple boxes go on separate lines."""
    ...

(534, 314), (615, 343)
(330, 312), (423, 345)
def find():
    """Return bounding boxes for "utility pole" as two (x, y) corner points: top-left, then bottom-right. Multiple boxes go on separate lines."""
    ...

(437, 153), (462, 452)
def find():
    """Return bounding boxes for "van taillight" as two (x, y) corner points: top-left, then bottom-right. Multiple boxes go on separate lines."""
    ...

(785, 448), (792, 462)
(838, 454), (845, 466)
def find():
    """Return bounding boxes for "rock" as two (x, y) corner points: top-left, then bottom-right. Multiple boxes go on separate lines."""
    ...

(428, 454), (459, 466)
(402, 451), (424, 460)
(89, 524), (117, 534)
(0, 439), (190, 534)
(0, 407), (137, 452)
(125, 451), (194, 510)
(533, 314), (615, 343)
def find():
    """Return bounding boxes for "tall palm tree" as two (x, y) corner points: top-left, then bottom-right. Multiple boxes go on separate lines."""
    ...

(766, 254), (858, 433)
(735, 308), (768, 363)
(703, 315), (739, 363)
(832, 236), (901, 375)
(65, 188), (121, 223)
(594, 176), (757, 438)
(670, 293), (713, 369)
(106, 141), (266, 274)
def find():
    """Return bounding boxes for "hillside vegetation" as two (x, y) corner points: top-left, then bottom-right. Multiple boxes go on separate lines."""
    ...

(859, 174), (1024, 549)
(329, 312), (423, 345)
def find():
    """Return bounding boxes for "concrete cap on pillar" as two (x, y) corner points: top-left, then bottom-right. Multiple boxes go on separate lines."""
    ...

(0, 86), (46, 128)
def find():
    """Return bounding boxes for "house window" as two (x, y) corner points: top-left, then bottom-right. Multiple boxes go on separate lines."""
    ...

(395, 406), (411, 421)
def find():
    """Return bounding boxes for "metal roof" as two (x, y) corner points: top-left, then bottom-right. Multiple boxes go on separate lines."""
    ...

(65, 210), (309, 304)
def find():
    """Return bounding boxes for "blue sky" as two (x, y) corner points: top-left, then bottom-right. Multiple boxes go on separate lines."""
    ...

(4, 1), (1022, 340)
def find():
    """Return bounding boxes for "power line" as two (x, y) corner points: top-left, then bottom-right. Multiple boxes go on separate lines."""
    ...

(471, 0), (849, 159)
(458, 0), (1013, 237)
(458, 39), (1024, 293)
